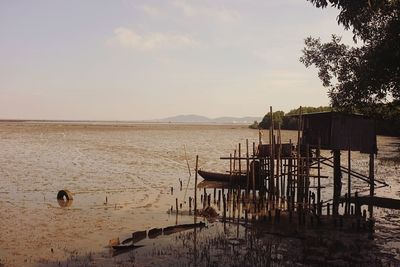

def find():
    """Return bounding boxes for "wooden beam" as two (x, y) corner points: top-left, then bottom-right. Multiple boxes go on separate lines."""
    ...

(340, 196), (400, 210)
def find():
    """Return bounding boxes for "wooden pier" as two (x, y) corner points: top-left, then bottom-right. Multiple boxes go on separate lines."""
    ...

(189, 108), (396, 232)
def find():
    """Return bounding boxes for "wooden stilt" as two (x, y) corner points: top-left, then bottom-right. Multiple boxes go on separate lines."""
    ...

(348, 146), (351, 215)
(194, 155), (198, 215)
(305, 144), (310, 209)
(317, 138), (321, 215)
(246, 139), (250, 198)
(369, 153), (375, 218)
(333, 150), (341, 216)
(270, 106), (275, 200)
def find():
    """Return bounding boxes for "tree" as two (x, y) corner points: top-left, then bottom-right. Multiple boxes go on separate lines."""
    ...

(282, 106), (332, 130)
(248, 120), (259, 129)
(258, 106), (331, 130)
(259, 111), (285, 129)
(300, 0), (400, 112)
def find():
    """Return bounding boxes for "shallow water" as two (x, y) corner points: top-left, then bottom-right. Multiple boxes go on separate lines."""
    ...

(0, 122), (399, 266)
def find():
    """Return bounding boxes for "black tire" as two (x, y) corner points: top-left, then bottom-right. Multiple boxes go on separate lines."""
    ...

(57, 189), (73, 200)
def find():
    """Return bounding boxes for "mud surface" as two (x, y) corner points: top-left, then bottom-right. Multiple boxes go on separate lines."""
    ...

(0, 122), (399, 266)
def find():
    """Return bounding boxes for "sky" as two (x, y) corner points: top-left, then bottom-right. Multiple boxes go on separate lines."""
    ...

(0, 0), (354, 121)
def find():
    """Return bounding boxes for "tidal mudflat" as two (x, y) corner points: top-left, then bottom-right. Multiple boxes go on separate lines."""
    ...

(0, 122), (399, 266)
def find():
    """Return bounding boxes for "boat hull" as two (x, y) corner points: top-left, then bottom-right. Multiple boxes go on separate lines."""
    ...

(197, 170), (246, 183)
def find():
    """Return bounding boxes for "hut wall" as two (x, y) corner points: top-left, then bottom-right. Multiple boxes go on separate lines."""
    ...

(330, 115), (376, 153)
(302, 112), (377, 154)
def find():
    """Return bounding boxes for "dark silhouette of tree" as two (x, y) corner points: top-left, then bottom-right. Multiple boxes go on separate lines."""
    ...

(258, 106), (331, 130)
(259, 111), (285, 129)
(300, 0), (400, 112)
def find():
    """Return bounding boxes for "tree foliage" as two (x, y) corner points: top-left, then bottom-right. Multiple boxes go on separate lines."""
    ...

(258, 106), (332, 130)
(300, 0), (400, 111)
(248, 120), (259, 129)
(259, 111), (285, 129)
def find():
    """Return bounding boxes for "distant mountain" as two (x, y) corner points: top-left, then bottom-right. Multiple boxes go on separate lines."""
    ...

(158, 114), (261, 124)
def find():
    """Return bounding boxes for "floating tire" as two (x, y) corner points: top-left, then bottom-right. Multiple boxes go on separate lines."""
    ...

(57, 190), (73, 200)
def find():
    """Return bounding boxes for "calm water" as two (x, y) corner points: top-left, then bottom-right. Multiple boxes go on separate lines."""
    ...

(0, 122), (399, 266)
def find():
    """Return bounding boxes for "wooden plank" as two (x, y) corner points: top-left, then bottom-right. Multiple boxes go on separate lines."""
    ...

(340, 196), (400, 210)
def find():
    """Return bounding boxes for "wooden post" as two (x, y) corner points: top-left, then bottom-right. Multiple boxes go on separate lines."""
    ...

(238, 143), (241, 190)
(238, 143), (242, 205)
(246, 139), (250, 198)
(213, 188), (216, 204)
(252, 159), (256, 202)
(369, 153), (374, 218)
(276, 125), (281, 198)
(229, 153), (233, 185)
(297, 143), (302, 209)
(223, 194), (226, 220)
(333, 150), (342, 216)
(347, 146), (351, 215)
(355, 191), (361, 216)
(203, 188), (207, 209)
(305, 144), (310, 208)
(270, 106), (275, 200)
(176, 198), (179, 213)
(194, 155), (198, 215)
(296, 107), (302, 211)
(233, 150), (236, 187)
(297, 107), (302, 150)
(252, 142), (258, 192)
(287, 139), (293, 211)
(317, 138), (321, 215)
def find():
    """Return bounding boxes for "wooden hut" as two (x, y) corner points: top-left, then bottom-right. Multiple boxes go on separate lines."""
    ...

(299, 112), (376, 216)
(301, 112), (377, 154)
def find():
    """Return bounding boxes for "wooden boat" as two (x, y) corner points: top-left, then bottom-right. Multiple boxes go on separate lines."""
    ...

(197, 170), (246, 183)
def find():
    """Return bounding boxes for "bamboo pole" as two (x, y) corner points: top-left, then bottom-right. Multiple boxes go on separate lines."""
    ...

(305, 144), (310, 208)
(246, 139), (250, 198)
(287, 139), (292, 210)
(238, 143), (242, 201)
(348, 145), (351, 215)
(333, 150), (341, 216)
(277, 124), (282, 198)
(229, 153), (233, 185)
(296, 107), (303, 208)
(194, 155), (199, 215)
(233, 149), (237, 188)
(270, 106), (275, 200)
(252, 142), (256, 196)
(296, 107), (302, 209)
(317, 138), (321, 215)
(183, 144), (191, 177)
(369, 153), (374, 218)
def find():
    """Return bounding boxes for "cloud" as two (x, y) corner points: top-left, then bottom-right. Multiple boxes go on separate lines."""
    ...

(172, 0), (240, 23)
(139, 5), (163, 17)
(107, 27), (198, 50)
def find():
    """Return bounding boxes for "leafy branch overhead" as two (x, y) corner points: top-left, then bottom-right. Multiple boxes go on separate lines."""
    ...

(300, 0), (400, 111)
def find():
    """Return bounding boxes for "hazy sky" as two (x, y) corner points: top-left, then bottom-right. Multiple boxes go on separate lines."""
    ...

(0, 0), (353, 120)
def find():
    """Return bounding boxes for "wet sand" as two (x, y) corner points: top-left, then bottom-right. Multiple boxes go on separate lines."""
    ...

(0, 122), (399, 266)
